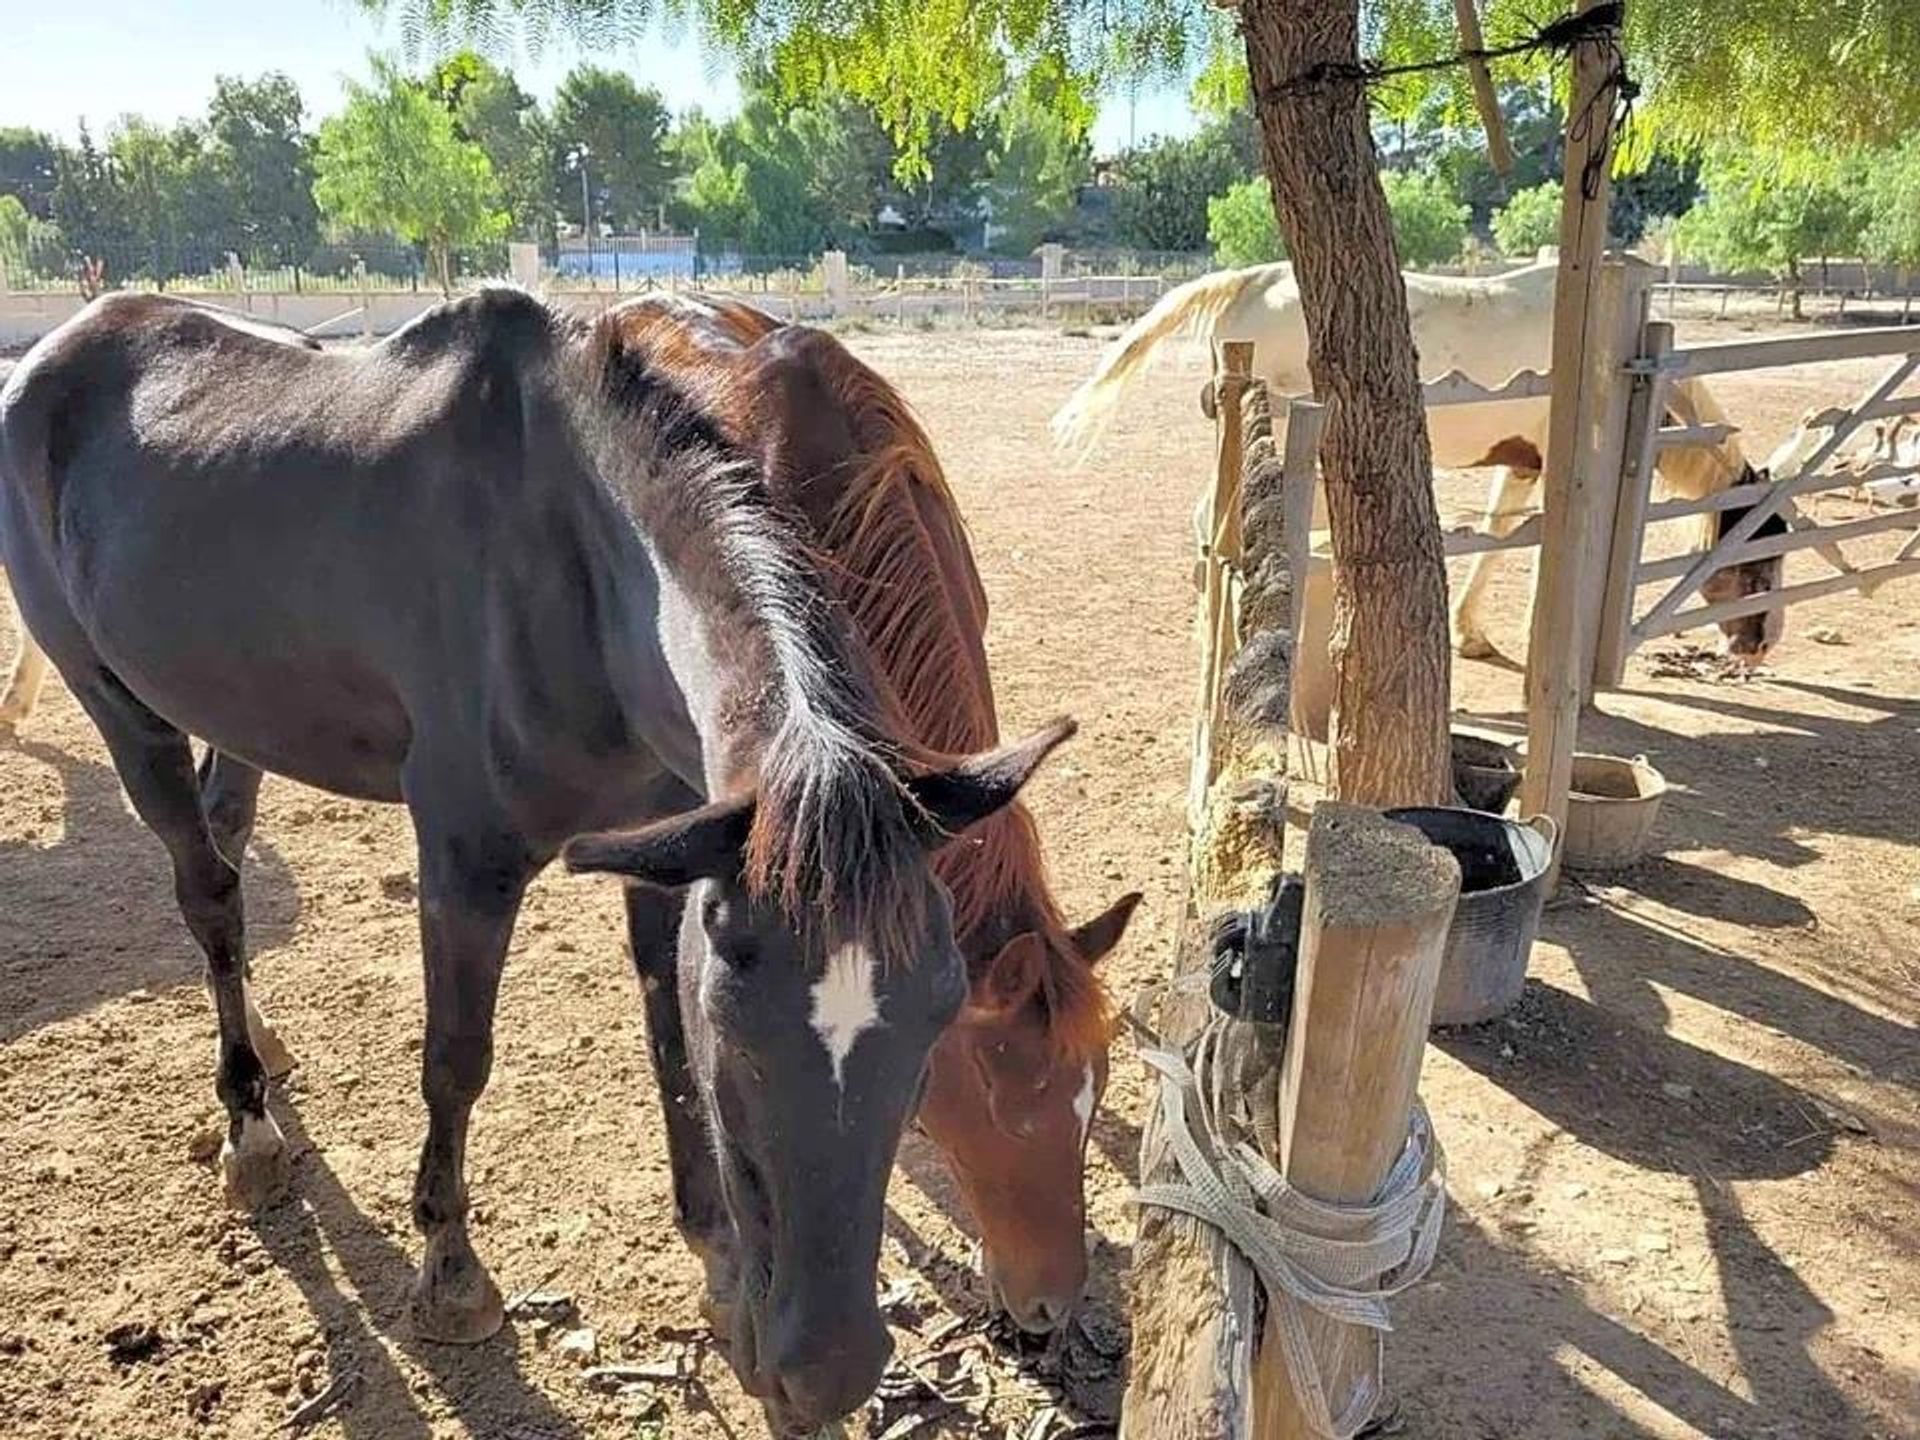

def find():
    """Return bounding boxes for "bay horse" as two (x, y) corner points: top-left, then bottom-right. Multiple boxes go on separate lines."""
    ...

(0, 289), (1069, 1435)
(1052, 257), (1843, 666)
(598, 293), (1139, 1334)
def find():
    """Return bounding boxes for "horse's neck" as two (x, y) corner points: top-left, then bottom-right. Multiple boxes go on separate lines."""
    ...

(1660, 378), (1750, 499)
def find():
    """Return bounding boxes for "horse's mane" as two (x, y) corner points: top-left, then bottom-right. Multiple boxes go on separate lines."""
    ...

(605, 295), (1111, 1057)
(771, 325), (1112, 1060)
(581, 300), (927, 958)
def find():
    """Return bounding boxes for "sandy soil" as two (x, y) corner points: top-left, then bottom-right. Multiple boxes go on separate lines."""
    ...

(0, 317), (1915, 1440)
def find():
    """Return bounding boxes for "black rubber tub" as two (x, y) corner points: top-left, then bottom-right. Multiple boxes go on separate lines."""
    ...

(1385, 805), (1555, 1026)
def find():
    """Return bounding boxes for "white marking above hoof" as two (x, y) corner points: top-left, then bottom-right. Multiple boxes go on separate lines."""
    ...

(219, 1111), (288, 1210)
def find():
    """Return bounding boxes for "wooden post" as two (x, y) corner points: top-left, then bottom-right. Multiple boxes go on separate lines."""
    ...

(1191, 343), (1255, 828)
(1570, 257), (1655, 702)
(355, 258), (373, 341)
(1282, 400), (1329, 744)
(1451, 0), (1514, 176)
(1518, 0), (1624, 860)
(1254, 804), (1459, 1439)
(896, 264), (907, 326)
(1126, 364), (1294, 1440)
(1592, 320), (1675, 689)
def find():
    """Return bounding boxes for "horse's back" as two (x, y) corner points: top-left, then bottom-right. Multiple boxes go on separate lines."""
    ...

(0, 289), (663, 807)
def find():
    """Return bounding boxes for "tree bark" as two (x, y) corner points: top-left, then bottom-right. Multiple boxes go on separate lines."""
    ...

(1239, 0), (1454, 807)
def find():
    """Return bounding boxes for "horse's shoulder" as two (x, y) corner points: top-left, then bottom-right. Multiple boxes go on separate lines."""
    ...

(381, 286), (561, 370)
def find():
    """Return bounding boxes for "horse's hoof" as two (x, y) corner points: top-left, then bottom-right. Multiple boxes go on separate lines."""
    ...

(1454, 633), (1500, 661)
(411, 1278), (505, 1345)
(411, 1233), (505, 1344)
(220, 1112), (289, 1211)
(691, 1242), (739, 1336)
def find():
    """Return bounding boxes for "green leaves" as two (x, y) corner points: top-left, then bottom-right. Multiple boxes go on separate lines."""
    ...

(313, 56), (508, 291)
(548, 66), (675, 229)
(1208, 167), (1467, 270)
(1207, 178), (1284, 268)
(1674, 150), (1867, 281)
(1861, 138), (1920, 271)
(1490, 179), (1559, 258)
(1111, 124), (1253, 252)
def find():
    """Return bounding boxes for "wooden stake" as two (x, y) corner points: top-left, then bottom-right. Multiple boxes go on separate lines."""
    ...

(1253, 804), (1458, 1439)
(1518, 0), (1624, 862)
(1125, 363), (1293, 1440)
(1452, 0), (1514, 177)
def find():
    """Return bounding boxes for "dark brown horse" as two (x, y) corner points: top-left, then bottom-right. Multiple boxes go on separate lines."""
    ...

(604, 294), (1140, 1332)
(0, 289), (1068, 1435)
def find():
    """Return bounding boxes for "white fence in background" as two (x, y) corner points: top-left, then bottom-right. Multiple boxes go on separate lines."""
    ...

(0, 244), (1176, 348)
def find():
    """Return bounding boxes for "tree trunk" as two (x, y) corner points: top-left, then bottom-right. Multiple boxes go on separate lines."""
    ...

(1240, 0), (1453, 807)
(1788, 259), (1804, 320)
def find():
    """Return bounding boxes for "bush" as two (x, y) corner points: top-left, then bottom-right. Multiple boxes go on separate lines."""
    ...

(1491, 181), (1561, 258)
(1207, 177), (1286, 267)
(1209, 169), (1468, 269)
(1380, 169), (1469, 268)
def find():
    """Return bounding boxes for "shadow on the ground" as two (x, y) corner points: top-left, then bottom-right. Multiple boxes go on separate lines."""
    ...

(250, 1098), (584, 1440)
(0, 739), (300, 1041)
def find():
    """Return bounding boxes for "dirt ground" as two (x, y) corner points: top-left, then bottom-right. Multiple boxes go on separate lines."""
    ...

(1, 316), (1916, 1440)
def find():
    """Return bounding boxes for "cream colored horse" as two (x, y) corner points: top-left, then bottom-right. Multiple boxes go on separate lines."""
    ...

(1053, 258), (1798, 660)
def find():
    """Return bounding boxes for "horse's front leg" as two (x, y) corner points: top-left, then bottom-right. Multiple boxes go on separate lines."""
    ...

(1453, 464), (1539, 660)
(624, 883), (737, 1332)
(405, 797), (535, 1344)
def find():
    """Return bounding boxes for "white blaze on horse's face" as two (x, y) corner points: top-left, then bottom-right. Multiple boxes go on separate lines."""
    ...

(811, 943), (881, 1092)
(1073, 1065), (1096, 1147)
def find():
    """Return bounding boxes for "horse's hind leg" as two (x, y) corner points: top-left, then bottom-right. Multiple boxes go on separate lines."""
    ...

(70, 671), (286, 1209)
(404, 781), (535, 1344)
(0, 589), (50, 730)
(1452, 464), (1539, 660)
(197, 750), (293, 1078)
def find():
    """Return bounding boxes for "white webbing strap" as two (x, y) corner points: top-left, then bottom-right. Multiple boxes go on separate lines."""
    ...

(1132, 1018), (1446, 1439)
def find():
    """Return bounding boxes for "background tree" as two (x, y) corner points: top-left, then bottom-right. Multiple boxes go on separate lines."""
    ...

(207, 73), (320, 263)
(50, 123), (128, 274)
(0, 128), (60, 220)
(548, 66), (673, 231)
(1861, 137), (1920, 296)
(673, 94), (837, 254)
(1111, 124), (1250, 251)
(1378, 168), (1467, 267)
(436, 52), (556, 242)
(107, 118), (226, 282)
(1206, 176), (1282, 266)
(1490, 179), (1560, 258)
(983, 63), (1093, 255)
(313, 58), (507, 292)
(1677, 151), (1865, 317)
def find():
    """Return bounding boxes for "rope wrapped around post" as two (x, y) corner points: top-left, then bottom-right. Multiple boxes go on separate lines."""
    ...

(1132, 1018), (1447, 1440)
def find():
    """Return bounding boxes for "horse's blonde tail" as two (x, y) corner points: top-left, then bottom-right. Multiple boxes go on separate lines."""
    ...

(1050, 266), (1264, 460)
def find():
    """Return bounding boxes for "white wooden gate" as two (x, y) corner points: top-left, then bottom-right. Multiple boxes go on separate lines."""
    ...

(1592, 323), (1920, 685)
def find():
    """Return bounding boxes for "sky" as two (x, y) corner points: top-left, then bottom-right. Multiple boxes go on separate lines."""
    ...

(1, 0), (1198, 154)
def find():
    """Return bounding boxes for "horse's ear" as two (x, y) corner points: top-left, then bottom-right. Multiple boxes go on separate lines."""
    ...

(563, 796), (754, 888)
(908, 717), (1076, 847)
(963, 932), (1047, 1021)
(1070, 891), (1143, 965)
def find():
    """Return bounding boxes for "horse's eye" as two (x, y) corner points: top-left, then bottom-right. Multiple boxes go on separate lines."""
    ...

(716, 939), (758, 972)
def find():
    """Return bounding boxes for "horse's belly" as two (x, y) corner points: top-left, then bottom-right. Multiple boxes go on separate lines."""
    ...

(1428, 398), (1549, 470)
(102, 641), (412, 802)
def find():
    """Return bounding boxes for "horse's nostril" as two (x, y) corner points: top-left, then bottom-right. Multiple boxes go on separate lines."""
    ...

(1013, 1295), (1069, 1334)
